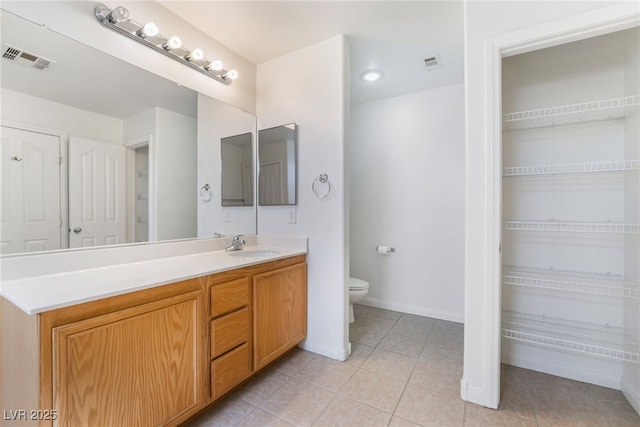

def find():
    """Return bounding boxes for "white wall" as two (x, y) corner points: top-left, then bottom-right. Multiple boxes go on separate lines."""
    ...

(350, 84), (465, 322)
(197, 94), (256, 237)
(124, 107), (197, 241)
(156, 108), (197, 241)
(1, 1), (256, 113)
(463, 0), (638, 409)
(257, 36), (350, 360)
(1, 88), (123, 144)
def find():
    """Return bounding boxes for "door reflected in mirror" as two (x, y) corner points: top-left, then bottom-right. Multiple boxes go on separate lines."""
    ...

(221, 133), (253, 206)
(258, 123), (297, 206)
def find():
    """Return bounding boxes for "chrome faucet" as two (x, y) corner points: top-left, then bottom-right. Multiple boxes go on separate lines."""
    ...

(226, 234), (246, 251)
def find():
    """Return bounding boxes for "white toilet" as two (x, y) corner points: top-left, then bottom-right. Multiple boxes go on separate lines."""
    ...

(348, 277), (370, 323)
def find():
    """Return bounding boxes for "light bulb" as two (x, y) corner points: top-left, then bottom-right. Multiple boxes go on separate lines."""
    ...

(361, 70), (382, 82)
(138, 22), (159, 38)
(108, 6), (129, 23)
(162, 36), (182, 50)
(206, 60), (224, 72)
(186, 48), (204, 62)
(225, 69), (238, 80)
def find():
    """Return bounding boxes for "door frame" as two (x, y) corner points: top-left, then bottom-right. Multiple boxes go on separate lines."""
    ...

(1, 119), (69, 249)
(477, 2), (639, 410)
(125, 134), (156, 242)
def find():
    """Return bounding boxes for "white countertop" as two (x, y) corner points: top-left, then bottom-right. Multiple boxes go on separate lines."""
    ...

(1, 243), (306, 315)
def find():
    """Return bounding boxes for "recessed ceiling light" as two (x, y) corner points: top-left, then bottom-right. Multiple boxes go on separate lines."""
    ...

(361, 69), (382, 82)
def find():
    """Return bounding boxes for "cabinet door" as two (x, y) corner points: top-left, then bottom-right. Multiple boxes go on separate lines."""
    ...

(52, 291), (201, 427)
(253, 263), (307, 370)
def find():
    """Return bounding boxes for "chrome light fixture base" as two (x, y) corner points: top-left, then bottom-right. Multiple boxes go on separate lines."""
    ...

(94, 4), (235, 85)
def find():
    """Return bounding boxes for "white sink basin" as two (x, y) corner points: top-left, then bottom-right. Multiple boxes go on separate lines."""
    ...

(227, 250), (280, 257)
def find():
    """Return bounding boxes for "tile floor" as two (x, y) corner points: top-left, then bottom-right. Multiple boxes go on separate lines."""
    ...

(186, 304), (640, 427)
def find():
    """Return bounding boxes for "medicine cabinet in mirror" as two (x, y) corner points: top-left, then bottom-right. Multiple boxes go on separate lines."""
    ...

(258, 123), (297, 206)
(221, 133), (253, 206)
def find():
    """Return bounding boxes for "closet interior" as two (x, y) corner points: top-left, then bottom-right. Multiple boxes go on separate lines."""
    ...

(501, 26), (639, 409)
(134, 145), (149, 243)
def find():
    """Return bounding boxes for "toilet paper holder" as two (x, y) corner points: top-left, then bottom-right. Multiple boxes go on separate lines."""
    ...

(376, 245), (396, 255)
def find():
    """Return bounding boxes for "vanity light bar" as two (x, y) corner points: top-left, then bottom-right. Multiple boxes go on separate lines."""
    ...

(94, 4), (237, 85)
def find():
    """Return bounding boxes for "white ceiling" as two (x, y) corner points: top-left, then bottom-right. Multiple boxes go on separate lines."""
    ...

(159, 1), (464, 104)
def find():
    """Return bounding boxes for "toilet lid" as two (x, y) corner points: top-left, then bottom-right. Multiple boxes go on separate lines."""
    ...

(348, 277), (369, 290)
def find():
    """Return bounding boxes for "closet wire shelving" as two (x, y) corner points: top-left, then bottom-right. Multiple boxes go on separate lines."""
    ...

(502, 310), (640, 364)
(503, 160), (640, 177)
(503, 220), (639, 234)
(503, 95), (640, 131)
(503, 265), (640, 299)
(502, 94), (640, 365)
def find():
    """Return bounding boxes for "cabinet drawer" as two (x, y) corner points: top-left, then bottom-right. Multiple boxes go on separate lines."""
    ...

(210, 278), (249, 317)
(211, 343), (251, 400)
(211, 307), (249, 358)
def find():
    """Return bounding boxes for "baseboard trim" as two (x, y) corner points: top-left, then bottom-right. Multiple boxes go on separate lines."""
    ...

(298, 340), (349, 361)
(622, 375), (640, 416)
(361, 297), (464, 323)
(502, 351), (621, 390)
(460, 379), (494, 408)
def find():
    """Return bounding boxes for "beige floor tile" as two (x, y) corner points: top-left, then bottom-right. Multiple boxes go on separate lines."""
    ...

(533, 394), (612, 427)
(349, 323), (392, 346)
(236, 408), (294, 427)
(395, 383), (465, 426)
(261, 377), (335, 427)
(339, 368), (406, 413)
(409, 357), (462, 398)
(361, 348), (417, 381)
(295, 356), (359, 392)
(432, 319), (464, 334)
(354, 304), (402, 320)
(187, 396), (256, 427)
(388, 416), (423, 427)
(463, 403), (536, 427)
(378, 333), (426, 358)
(312, 395), (391, 427)
(272, 348), (318, 376)
(399, 313), (436, 328)
(390, 318), (433, 339)
(588, 386), (640, 426)
(344, 342), (374, 367)
(497, 386), (537, 423)
(235, 367), (291, 406)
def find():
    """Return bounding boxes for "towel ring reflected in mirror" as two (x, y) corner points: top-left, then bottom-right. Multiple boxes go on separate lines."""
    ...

(312, 174), (331, 199)
(200, 183), (212, 202)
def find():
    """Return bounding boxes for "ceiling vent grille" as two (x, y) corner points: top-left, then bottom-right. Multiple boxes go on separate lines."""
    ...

(424, 55), (442, 70)
(1, 44), (54, 71)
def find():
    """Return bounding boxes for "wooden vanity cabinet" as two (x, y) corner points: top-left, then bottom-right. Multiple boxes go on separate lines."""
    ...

(206, 255), (307, 401)
(1, 254), (307, 426)
(52, 289), (203, 427)
(1, 277), (206, 427)
(253, 262), (307, 371)
(208, 277), (252, 400)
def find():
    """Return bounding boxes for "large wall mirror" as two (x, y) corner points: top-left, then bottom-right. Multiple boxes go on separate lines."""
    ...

(0, 9), (256, 256)
(258, 123), (297, 206)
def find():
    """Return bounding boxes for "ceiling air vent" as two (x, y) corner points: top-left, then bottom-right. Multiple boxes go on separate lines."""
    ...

(423, 55), (442, 71)
(1, 44), (54, 71)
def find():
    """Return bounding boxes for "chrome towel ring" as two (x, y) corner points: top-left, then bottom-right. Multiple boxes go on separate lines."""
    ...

(312, 174), (331, 199)
(200, 183), (212, 202)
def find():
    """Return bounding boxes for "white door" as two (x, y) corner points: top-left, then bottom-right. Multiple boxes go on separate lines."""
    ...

(69, 137), (125, 248)
(0, 126), (61, 254)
